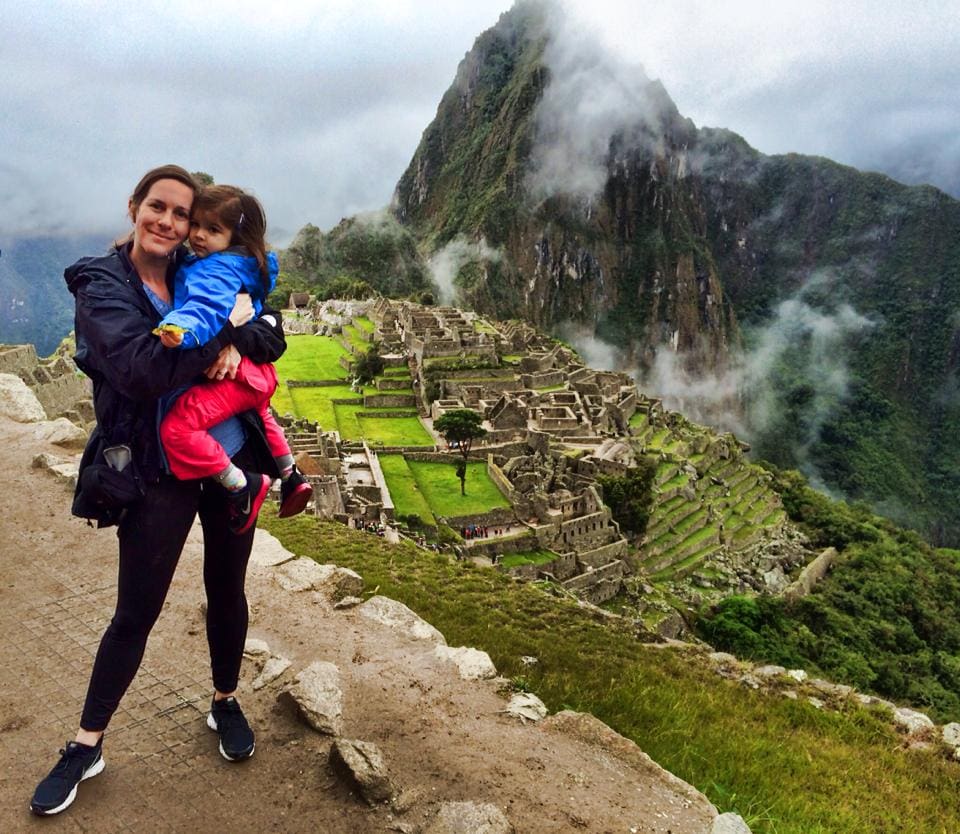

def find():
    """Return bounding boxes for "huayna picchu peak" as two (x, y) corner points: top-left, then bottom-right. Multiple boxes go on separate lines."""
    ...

(381, 0), (960, 547)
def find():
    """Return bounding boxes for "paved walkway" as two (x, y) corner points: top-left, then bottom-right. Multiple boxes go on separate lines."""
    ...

(0, 418), (375, 832)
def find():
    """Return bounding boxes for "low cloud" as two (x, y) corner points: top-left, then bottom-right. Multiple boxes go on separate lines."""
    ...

(645, 271), (876, 488)
(524, 2), (672, 205)
(426, 235), (503, 304)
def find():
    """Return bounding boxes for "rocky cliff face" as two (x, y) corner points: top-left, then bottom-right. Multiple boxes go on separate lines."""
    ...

(392, 2), (960, 544)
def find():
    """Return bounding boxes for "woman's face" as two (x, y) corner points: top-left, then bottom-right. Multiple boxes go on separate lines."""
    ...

(129, 179), (194, 261)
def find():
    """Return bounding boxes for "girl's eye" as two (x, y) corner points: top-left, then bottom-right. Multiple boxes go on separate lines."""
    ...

(189, 221), (199, 228)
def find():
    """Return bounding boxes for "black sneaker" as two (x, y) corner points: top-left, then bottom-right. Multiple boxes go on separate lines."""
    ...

(30, 739), (105, 816)
(207, 696), (255, 761)
(227, 472), (271, 535)
(278, 466), (313, 518)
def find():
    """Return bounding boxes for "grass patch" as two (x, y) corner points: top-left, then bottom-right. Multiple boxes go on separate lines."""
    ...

(262, 515), (960, 834)
(379, 454), (436, 526)
(275, 334), (351, 382)
(407, 459), (511, 517)
(499, 549), (558, 568)
(360, 416), (434, 447)
(342, 324), (371, 354)
(353, 316), (375, 333)
(275, 383), (373, 426)
(332, 403), (433, 445)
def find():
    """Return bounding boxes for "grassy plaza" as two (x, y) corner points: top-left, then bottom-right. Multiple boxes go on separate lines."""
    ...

(380, 455), (511, 523)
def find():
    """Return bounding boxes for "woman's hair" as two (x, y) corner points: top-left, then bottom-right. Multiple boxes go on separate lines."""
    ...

(115, 164), (199, 248)
(128, 164), (199, 218)
(194, 185), (270, 293)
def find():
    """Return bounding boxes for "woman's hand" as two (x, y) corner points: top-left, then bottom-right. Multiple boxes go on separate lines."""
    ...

(228, 293), (254, 328)
(205, 344), (242, 380)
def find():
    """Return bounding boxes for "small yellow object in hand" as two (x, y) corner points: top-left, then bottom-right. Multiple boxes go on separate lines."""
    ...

(153, 324), (186, 348)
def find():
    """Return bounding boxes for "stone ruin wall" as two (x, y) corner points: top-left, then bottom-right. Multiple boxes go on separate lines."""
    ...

(0, 344), (92, 426)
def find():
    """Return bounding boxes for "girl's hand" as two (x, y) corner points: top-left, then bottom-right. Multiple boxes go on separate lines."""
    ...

(205, 344), (241, 380)
(228, 293), (254, 328)
(159, 330), (183, 348)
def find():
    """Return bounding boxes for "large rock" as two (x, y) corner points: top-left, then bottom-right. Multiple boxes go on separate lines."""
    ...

(433, 645), (497, 680)
(274, 558), (364, 601)
(250, 529), (297, 568)
(252, 655), (292, 691)
(943, 722), (960, 748)
(329, 738), (393, 804)
(358, 596), (446, 644)
(0, 373), (46, 422)
(33, 417), (87, 449)
(892, 707), (934, 734)
(712, 813), (752, 833)
(505, 692), (548, 722)
(279, 661), (343, 735)
(423, 801), (513, 834)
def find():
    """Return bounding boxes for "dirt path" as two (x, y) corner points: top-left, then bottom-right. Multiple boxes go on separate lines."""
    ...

(0, 415), (718, 833)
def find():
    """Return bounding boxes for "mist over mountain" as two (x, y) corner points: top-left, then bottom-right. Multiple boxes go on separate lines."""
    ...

(389, 1), (960, 544)
(0, 234), (110, 356)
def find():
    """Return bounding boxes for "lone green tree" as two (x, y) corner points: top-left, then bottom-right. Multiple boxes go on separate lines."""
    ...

(596, 457), (657, 536)
(353, 347), (384, 385)
(434, 409), (487, 496)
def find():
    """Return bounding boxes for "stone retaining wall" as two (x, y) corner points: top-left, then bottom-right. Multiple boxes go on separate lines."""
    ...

(446, 507), (518, 530)
(364, 393), (416, 408)
(577, 539), (628, 570)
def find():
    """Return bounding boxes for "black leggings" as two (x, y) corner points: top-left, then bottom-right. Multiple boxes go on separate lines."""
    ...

(80, 464), (256, 731)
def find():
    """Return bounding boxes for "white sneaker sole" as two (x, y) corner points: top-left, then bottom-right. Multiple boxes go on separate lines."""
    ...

(32, 755), (105, 816)
(206, 712), (255, 762)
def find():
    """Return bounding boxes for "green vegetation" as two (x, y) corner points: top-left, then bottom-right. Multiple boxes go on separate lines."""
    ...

(596, 458), (656, 535)
(378, 455), (436, 526)
(499, 549), (558, 568)
(697, 465), (960, 723)
(274, 335), (350, 383)
(434, 409), (489, 495)
(380, 456), (510, 523)
(263, 512), (960, 833)
(276, 213), (433, 303)
(332, 404), (432, 446)
(406, 459), (509, 517)
(352, 346), (384, 384)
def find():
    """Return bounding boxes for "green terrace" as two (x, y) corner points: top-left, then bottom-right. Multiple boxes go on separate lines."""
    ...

(273, 334), (429, 446)
(380, 456), (511, 525)
(499, 549), (559, 568)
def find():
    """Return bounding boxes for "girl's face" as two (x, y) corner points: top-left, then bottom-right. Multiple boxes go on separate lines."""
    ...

(189, 210), (232, 258)
(129, 179), (193, 261)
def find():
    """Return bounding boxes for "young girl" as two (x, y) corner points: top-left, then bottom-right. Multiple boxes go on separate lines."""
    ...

(155, 184), (311, 533)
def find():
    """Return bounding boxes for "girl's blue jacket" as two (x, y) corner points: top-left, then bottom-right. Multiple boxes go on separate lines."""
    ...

(158, 248), (279, 349)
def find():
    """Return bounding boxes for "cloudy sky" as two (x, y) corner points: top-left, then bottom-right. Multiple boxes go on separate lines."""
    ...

(3, 0), (958, 244)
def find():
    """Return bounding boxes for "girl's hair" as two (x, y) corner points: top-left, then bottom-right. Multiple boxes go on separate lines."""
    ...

(118, 164), (199, 247)
(194, 184), (270, 293)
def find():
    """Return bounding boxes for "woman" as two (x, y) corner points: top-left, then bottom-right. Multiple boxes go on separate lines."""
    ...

(30, 165), (285, 816)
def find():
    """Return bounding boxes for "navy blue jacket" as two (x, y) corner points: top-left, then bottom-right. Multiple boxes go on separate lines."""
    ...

(64, 243), (286, 483)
